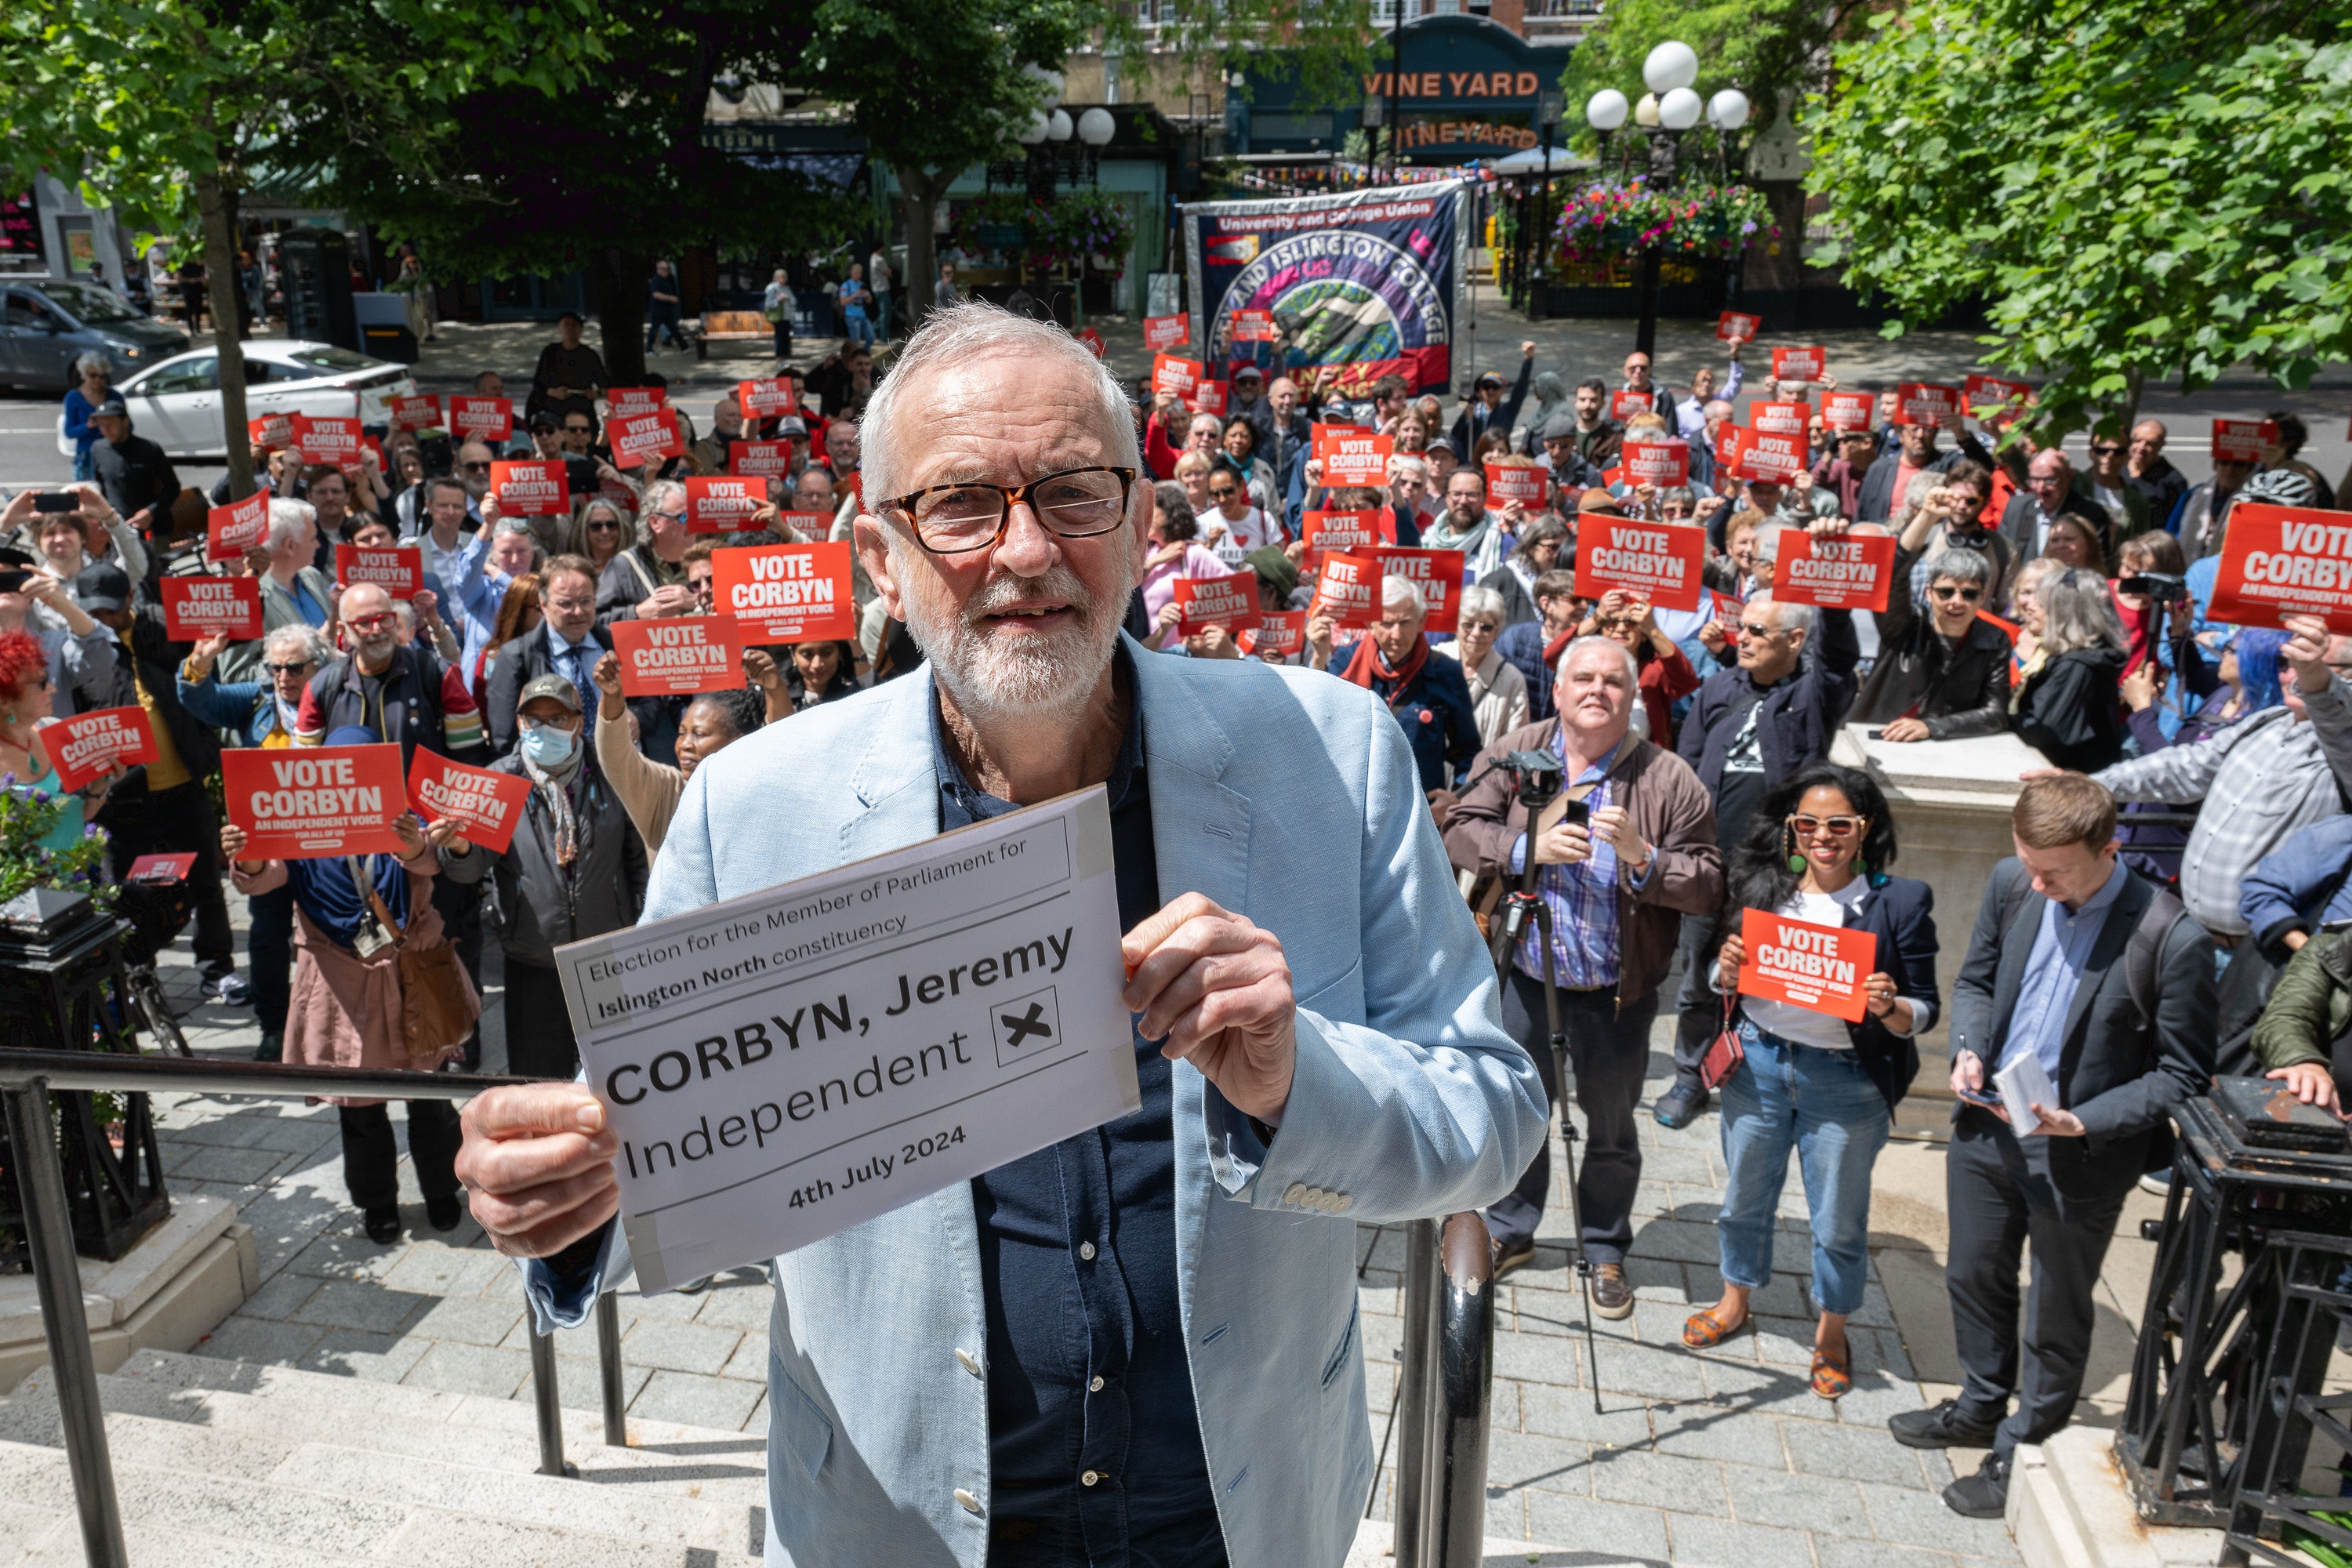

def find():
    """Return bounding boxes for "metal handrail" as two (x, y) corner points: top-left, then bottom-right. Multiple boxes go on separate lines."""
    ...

(1392, 1211), (1497, 1568)
(0, 1052), (632, 1567)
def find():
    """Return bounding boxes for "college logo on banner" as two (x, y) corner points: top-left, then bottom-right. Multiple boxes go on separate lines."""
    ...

(2208, 503), (2352, 633)
(223, 745), (408, 858)
(712, 543), (855, 643)
(1774, 533), (1897, 613)
(205, 491), (270, 563)
(1572, 521), (1704, 611)
(610, 615), (746, 696)
(1189, 181), (1468, 399)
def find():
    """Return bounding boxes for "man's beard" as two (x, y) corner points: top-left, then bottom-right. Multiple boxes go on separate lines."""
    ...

(354, 630), (398, 667)
(891, 537), (1130, 722)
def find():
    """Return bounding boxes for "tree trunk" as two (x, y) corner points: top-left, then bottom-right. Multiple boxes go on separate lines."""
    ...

(2118, 365), (2145, 441)
(194, 164), (254, 502)
(898, 165), (957, 338)
(590, 246), (652, 385)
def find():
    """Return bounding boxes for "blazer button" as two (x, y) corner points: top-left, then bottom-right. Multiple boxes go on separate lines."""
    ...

(954, 1487), (983, 1515)
(1078, 1240), (1097, 1261)
(955, 1348), (982, 1377)
(1089, 1375), (1105, 1392)
(1082, 1470), (1102, 1486)
(1283, 1182), (1308, 1205)
(1333, 1194), (1353, 1214)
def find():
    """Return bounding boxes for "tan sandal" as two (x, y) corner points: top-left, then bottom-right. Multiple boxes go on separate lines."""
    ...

(1811, 1345), (1852, 1399)
(1682, 1306), (1749, 1349)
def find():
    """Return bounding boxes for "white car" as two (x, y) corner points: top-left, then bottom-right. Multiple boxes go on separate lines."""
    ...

(58, 338), (418, 460)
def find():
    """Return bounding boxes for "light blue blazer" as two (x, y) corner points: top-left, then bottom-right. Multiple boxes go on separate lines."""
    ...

(526, 634), (1547, 1567)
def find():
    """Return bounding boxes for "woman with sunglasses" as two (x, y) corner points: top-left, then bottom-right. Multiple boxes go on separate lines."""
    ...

(567, 497), (630, 576)
(1852, 538), (2013, 741)
(2010, 566), (2129, 772)
(1682, 762), (1937, 1400)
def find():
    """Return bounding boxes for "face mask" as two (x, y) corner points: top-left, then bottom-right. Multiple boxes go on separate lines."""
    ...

(521, 724), (579, 768)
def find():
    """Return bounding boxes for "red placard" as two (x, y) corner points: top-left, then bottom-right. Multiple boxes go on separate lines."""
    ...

(1774, 532), (1896, 613)
(606, 386), (668, 416)
(161, 577), (262, 640)
(1173, 572), (1263, 637)
(2206, 503), (2352, 633)
(1610, 389), (1653, 423)
(1731, 428), (1808, 485)
(1239, 612), (1305, 658)
(1229, 309), (1277, 342)
(125, 853), (196, 884)
(1152, 354), (1202, 399)
(1714, 424), (1744, 473)
(44, 706), (158, 793)
(2212, 419), (2278, 464)
(712, 542), (855, 643)
(1145, 314), (1191, 350)
(335, 544), (423, 601)
(737, 377), (797, 419)
(1822, 391), (1875, 433)
(1573, 520), (1705, 611)
(684, 477), (764, 533)
(609, 615), (747, 698)
(1963, 374), (2034, 417)
(1483, 461), (1546, 506)
(1312, 426), (1393, 487)
(1301, 509), (1392, 566)
(1894, 383), (1962, 427)
(1738, 907), (1877, 1023)
(387, 395), (441, 433)
(774, 510), (831, 541)
(1075, 328), (1105, 358)
(729, 441), (797, 480)
(205, 491), (270, 563)
(448, 396), (514, 444)
(1771, 347), (1827, 382)
(1749, 398), (1810, 438)
(1372, 546), (1463, 636)
(1190, 379), (1229, 417)
(610, 409), (684, 469)
(1623, 440), (1690, 488)
(223, 745), (407, 859)
(491, 459), (570, 517)
(291, 414), (361, 466)
(405, 750), (532, 855)
(1308, 550), (1381, 629)
(246, 412), (295, 451)
(1716, 311), (1761, 343)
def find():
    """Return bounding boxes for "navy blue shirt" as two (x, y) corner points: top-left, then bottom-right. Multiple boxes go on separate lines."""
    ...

(1329, 641), (1483, 793)
(932, 650), (1225, 1567)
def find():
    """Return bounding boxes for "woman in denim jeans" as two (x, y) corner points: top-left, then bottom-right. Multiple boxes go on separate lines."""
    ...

(1680, 762), (1940, 1399)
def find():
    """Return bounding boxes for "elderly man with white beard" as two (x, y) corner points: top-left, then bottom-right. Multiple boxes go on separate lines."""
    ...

(452, 300), (1544, 1568)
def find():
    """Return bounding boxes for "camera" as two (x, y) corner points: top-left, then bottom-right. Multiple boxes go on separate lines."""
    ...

(1499, 750), (1564, 810)
(2118, 572), (2189, 604)
(31, 492), (80, 514)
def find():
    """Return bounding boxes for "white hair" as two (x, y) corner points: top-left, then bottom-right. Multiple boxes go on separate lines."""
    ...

(1751, 521), (1789, 564)
(266, 498), (316, 553)
(637, 479), (687, 546)
(1754, 592), (1816, 639)
(74, 352), (111, 379)
(1556, 635), (1639, 686)
(263, 622), (332, 666)
(1457, 585), (1507, 624)
(1381, 575), (1425, 614)
(1388, 454), (1430, 484)
(862, 298), (1141, 506)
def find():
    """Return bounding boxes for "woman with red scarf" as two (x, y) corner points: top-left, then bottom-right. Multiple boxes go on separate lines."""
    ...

(1318, 573), (1482, 808)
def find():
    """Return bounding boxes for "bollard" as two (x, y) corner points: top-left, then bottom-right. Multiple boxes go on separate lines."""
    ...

(527, 1320), (576, 1477)
(1392, 1215), (1442, 1568)
(596, 1291), (627, 1447)
(1415, 1213), (1497, 1566)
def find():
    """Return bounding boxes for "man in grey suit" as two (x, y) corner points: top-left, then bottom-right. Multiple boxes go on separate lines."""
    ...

(453, 299), (1546, 1566)
(1890, 772), (2215, 1519)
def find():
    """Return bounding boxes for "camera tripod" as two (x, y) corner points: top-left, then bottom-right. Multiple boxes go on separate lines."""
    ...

(1489, 824), (1607, 1414)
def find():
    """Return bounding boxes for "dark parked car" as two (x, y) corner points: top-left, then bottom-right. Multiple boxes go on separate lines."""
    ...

(0, 278), (190, 392)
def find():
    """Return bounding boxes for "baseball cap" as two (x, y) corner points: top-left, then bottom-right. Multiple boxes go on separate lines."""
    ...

(517, 673), (583, 713)
(74, 562), (130, 612)
(1233, 365), (1265, 382)
(1475, 372), (1505, 390)
(529, 409), (560, 432)
(775, 416), (809, 437)
(93, 397), (128, 419)
(1542, 412), (1578, 441)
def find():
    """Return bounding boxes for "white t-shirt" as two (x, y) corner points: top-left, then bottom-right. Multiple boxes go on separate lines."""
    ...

(1739, 880), (1870, 1051)
(1200, 506), (1277, 567)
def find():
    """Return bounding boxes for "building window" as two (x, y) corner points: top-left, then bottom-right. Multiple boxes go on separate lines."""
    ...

(1253, 113), (1336, 143)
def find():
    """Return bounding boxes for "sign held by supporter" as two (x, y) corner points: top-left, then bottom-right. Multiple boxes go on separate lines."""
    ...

(610, 409), (684, 469)
(1300, 509), (1390, 566)
(1749, 399), (1809, 438)
(606, 386), (668, 416)
(1573, 520), (1704, 611)
(387, 395), (441, 433)
(1771, 347), (1826, 383)
(1075, 328), (1105, 358)
(1372, 546), (1462, 635)
(1714, 423), (1743, 473)
(1173, 573), (1262, 637)
(1152, 354), (1202, 400)
(737, 377), (797, 419)
(1308, 550), (1381, 628)
(1610, 389), (1653, 423)
(405, 750), (532, 855)
(1716, 311), (1761, 343)
(684, 477), (764, 534)
(1775, 532), (1896, 613)
(335, 544), (423, 601)
(730, 441), (796, 480)
(45, 706), (157, 793)
(1738, 909), (1876, 1022)
(205, 491), (270, 562)
(1145, 314), (1191, 350)
(291, 414), (361, 466)
(1229, 309), (1277, 342)
(1622, 439), (1690, 488)
(492, 459), (570, 517)
(1239, 612), (1305, 659)
(2207, 503), (2352, 633)
(125, 854), (195, 884)
(448, 396), (514, 443)
(247, 412), (295, 451)
(1189, 379), (1229, 417)
(713, 542), (855, 643)
(223, 744), (408, 858)
(1821, 391), (1875, 433)
(1894, 383), (1962, 427)
(610, 615), (747, 698)
(2212, 419), (2278, 464)
(1312, 426), (1392, 487)
(1483, 459), (1545, 506)
(1730, 428), (1808, 485)
(162, 576), (262, 640)
(1963, 374), (2035, 419)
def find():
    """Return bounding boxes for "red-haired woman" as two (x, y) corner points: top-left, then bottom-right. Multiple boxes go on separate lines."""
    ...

(0, 628), (122, 855)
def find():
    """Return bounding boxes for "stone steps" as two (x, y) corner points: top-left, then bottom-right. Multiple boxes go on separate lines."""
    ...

(0, 1348), (764, 1566)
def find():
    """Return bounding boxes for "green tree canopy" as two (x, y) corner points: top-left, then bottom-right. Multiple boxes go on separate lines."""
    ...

(1804, 0), (2352, 437)
(1556, 0), (1852, 147)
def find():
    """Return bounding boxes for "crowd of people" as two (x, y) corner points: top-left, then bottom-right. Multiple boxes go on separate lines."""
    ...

(13, 292), (2352, 1530)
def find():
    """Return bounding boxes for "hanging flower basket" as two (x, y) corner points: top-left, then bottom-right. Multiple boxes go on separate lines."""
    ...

(953, 191), (1137, 281)
(1552, 180), (1775, 267)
